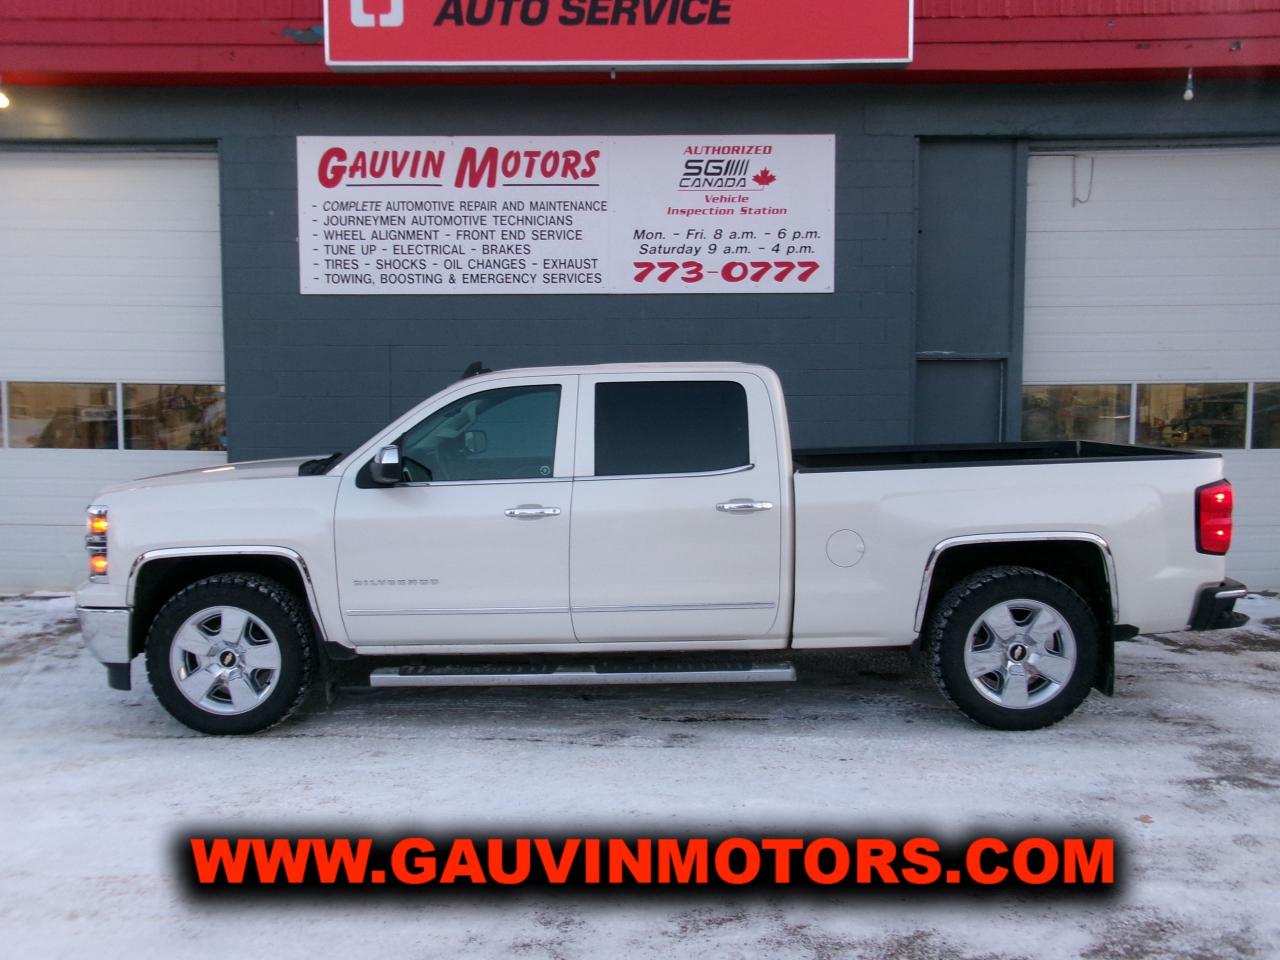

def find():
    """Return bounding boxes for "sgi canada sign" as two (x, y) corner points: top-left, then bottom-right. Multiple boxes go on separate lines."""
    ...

(326, 0), (913, 69)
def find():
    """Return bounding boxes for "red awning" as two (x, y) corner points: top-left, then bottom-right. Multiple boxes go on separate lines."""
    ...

(0, 0), (1276, 84)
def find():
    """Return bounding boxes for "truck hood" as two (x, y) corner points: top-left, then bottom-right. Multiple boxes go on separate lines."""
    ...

(96, 456), (321, 495)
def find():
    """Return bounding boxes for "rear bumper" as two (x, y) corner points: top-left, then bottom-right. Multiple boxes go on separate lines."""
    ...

(77, 606), (133, 690)
(1187, 579), (1249, 631)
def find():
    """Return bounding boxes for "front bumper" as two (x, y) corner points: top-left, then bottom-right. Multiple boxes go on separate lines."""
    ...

(77, 606), (132, 690)
(1188, 579), (1249, 631)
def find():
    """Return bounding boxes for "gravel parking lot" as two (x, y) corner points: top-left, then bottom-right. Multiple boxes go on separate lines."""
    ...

(2, 593), (1278, 959)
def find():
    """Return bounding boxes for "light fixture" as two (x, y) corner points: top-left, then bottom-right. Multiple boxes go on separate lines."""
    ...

(0, 74), (8, 109)
(1183, 68), (1195, 102)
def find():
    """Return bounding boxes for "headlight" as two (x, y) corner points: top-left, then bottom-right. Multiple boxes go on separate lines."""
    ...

(86, 505), (109, 579)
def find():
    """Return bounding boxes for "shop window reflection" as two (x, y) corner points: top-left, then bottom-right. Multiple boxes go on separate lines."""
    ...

(1253, 383), (1280, 449)
(1137, 383), (1246, 449)
(1021, 385), (1131, 443)
(124, 384), (226, 451)
(7, 382), (118, 449)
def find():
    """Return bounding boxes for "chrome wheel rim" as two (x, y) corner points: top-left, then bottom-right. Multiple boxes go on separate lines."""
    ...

(169, 606), (282, 715)
(963, 598), (1077, 710)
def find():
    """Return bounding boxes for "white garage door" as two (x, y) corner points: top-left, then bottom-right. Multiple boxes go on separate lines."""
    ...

(1023, 146), (1280, 589)
(0, 150), (226, 591)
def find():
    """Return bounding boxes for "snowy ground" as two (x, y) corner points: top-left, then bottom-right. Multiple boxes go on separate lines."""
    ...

(1, 593), (1279, 960)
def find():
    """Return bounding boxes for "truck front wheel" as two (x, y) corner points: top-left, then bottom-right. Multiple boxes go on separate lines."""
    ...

(927, 565), (1099, 731)
(144, 573), (314, 735)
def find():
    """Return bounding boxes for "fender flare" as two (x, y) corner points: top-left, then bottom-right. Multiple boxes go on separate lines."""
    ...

(913, 531), (1119, 634)
(127, 545), (329, 643)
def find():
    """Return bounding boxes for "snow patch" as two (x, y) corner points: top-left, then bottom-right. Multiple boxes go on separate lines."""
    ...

(0, 592), (1276, 958)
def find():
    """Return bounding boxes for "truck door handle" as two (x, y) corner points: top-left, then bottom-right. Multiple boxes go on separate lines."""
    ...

(505, 505), (562, 519)
(716, 499), (774, 513)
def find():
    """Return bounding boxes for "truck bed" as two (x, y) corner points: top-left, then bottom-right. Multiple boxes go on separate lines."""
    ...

(793, 440), (1220, 472)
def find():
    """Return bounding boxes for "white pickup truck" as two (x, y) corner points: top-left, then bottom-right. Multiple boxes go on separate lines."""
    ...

(75, 362), (1245, 735)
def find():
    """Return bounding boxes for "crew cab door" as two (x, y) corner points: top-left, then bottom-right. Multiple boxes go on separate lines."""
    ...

(569, 372), (785, 643)
(334, 375), (577, 646)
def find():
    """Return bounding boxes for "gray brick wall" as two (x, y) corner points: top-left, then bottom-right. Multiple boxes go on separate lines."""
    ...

(213, 89), (923, 459)
(3, 81), (1278, 460)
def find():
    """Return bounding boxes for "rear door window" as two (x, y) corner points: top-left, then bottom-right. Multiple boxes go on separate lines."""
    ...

(593, 380), (749, 477)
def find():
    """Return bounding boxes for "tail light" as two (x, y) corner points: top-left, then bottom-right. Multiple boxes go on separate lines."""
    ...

(1196, 481), (1233, 555)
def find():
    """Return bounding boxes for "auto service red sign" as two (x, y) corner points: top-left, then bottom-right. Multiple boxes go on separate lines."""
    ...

(325, 0), (913, 69)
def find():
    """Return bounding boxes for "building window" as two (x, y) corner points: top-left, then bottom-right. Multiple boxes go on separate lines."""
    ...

(1137, 383), (1247, 449)
(1253, 383), (1280, 450)
(2, 381), (225, 451)
(6, 382), (118, 449)
(124, 384), (226, 451)
(1022, 385), (1131, 444)
(1024, 382), (1273, 450)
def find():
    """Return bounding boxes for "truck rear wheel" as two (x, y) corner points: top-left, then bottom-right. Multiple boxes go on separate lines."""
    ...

(144, 573), (314, 735)
(927, 565), (1098, 730)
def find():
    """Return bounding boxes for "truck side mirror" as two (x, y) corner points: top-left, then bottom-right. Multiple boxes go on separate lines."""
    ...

(463, 429), (488, 455)
(369, 445), (402, 486)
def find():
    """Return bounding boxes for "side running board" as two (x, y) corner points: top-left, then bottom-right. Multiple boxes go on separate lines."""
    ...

(368, 661), (796, 688)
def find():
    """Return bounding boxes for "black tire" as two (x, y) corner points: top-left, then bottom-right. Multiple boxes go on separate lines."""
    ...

(927, 565), (1098, 731)
(145, 573), (314, 735)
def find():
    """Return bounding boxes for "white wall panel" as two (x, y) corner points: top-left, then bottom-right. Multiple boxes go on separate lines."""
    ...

(0, 152), (223, 384)
(1025, 146), (1280, 589)
(0, 152), (225, 591)
(0, 450), (225, 591)
(1220, 450), (1280, 593)
(1025, 148), (1280, 385)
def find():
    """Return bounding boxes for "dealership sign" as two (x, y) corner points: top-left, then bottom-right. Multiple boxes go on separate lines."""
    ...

(325, 0), (912, 68)
(296, 135), (834, 295)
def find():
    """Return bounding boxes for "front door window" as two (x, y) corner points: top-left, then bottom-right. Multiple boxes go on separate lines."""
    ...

(399, 384), (561, 483)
